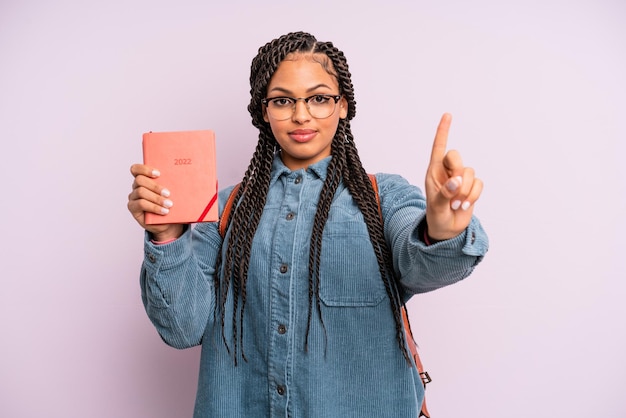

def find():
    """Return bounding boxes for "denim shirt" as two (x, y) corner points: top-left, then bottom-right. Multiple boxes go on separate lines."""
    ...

(141, 155), (488, 418)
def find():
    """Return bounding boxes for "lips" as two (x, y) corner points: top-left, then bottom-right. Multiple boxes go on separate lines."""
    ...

(289, 129), (317, 143)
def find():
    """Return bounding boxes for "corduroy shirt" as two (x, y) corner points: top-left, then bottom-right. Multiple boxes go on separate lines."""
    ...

(140, 155), (489, 418)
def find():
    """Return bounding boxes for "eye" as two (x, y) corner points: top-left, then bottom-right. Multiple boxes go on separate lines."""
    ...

(270, 97), (294, 107)
(310, 95), (331, 104)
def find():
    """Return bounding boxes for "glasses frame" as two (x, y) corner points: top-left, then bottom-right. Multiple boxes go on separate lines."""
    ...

(261, 94), (342, 121)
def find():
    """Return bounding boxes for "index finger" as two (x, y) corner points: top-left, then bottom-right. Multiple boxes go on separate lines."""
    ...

(429, 113), (452, 166)
(130, 163), (160, 178)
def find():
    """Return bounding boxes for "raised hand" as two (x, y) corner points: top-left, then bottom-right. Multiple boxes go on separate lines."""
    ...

(424, 113), (483, 241)
(127, 164), (185, 241)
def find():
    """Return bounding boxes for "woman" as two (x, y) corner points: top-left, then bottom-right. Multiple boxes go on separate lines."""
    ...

(128, 31), (488, 417)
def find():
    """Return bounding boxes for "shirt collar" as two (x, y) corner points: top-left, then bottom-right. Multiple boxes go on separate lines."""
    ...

(270, 153), (332, 185)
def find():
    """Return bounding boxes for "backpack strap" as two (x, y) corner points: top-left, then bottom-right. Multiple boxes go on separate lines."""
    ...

(219, 176), (431, 417)
(218, 183), (241, 238)
(368, 174), (431, 418)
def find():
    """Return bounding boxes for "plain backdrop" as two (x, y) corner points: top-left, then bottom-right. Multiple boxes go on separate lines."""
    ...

(1, 0), (624, 417)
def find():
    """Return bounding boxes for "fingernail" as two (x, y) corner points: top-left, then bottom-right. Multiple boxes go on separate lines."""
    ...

(163, 199), (173, 208)
(161, 188), (170, 198)
(451, 200), (462, 210)
(447, 176), (463, 192)
(160, 207), (170, 215)
(461, 201), (471, 211)
(152, 169), (161, 177)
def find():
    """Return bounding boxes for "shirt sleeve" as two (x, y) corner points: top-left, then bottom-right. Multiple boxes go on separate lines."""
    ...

(140, 223), (221, 349)
(375, 173), (489, 296)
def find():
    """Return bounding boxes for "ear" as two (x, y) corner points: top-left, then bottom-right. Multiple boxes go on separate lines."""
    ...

(339, 96), (348, 119)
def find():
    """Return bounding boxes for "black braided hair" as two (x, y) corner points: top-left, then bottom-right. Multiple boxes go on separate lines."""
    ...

(216, 31), (411, 365)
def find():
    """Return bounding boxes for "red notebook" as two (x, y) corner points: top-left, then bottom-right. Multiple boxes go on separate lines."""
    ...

(142, 130), (218, 225)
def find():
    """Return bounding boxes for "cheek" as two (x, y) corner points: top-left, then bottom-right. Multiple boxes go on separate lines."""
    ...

(324, 115), (342, 134)
(267, 120), (287, 144)
(267, 118), (280, 132)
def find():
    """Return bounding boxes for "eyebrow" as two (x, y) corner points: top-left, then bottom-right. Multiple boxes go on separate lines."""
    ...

(267, 83), (335, 95)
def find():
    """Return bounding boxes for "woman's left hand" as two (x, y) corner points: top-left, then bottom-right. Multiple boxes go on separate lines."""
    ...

(424, 113), (483, 241)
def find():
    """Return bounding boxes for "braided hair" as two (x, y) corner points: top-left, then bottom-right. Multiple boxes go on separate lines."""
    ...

(216, 31), (411, 365)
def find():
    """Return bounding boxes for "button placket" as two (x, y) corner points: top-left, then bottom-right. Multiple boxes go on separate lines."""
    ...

(267, 172), (304, 415)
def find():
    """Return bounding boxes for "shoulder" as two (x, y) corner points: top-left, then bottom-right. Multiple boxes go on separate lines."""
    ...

(372, 173), (423, 197)
(371, 173), (426, 212)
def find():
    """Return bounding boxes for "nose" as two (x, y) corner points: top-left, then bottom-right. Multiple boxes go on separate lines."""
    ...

(291, 98), (311, 123)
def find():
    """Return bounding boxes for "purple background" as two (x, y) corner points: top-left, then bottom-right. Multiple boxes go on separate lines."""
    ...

(1, 0), (624, 416)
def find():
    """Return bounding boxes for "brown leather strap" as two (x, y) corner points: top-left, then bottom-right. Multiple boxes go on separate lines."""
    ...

(218, 183), (241, 238)
(402, 308), (432, 418)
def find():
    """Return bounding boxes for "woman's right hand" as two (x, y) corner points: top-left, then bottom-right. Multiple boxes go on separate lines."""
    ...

(127, 164), (185, 241)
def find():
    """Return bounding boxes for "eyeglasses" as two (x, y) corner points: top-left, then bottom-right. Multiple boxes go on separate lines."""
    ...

(261, 94), (342, 121)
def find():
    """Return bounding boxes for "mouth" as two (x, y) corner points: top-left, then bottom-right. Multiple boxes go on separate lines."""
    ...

(289, 129), (317, 143)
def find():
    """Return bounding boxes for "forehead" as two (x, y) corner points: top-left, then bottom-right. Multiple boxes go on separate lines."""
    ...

(267, 53), (339, 93)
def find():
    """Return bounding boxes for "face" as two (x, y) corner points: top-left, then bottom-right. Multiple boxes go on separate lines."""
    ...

(263, 54), (348, 170)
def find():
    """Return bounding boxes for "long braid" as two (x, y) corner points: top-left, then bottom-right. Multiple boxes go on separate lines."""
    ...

(218, 32), (411, 365)
(217, 33), (318, 364)
(342, 128), (411, 364)
(310, 39), (411, 363)
(216, 133), (275, 364)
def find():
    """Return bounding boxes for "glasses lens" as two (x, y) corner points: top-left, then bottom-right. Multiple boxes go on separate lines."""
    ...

(308, 95), (337, 119)
(267, 98), (293, 120)
(266, 95), (339, 120)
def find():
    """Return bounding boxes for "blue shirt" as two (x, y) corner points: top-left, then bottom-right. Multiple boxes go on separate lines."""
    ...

(141, 155), (488, 417)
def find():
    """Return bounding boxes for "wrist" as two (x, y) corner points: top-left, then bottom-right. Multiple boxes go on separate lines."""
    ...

(423, 226), (445, 245)
(420, 217), (453, 244)
(150, 225), (186, 243)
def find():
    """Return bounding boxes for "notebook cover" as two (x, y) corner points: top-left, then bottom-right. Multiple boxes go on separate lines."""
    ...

(142, 130), (218, 224)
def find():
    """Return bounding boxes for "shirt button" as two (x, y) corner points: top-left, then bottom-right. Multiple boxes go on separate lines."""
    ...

(286, 212), (295, 221)
(280, 264), (288, 274)
(471, 231), (476, 244)
(277, 385), (286, 396)
(294, 176), (302, 184)
(278, 324), (287, 334)
(147, 253), (156, 263)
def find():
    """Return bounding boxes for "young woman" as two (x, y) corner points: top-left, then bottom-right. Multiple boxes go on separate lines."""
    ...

(128, 31), (488, 418)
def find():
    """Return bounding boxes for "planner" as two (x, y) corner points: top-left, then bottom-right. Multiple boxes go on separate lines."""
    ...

(142, 130), (218, 224)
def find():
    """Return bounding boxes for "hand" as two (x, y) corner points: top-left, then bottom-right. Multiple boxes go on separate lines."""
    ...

(424, 113), (483, 240)
(127, 164), (185, 241)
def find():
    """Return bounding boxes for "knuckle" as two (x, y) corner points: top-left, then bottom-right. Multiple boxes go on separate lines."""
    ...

(136, 187), (149, 200)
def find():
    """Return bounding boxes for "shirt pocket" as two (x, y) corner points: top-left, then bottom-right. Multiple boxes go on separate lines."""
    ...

(319, 220), (387, 307)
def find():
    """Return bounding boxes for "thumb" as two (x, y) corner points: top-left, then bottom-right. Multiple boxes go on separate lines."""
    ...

(430, 175), (463, 207)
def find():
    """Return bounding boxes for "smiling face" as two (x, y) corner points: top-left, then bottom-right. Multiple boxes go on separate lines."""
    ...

(263, 54), (348, 170)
